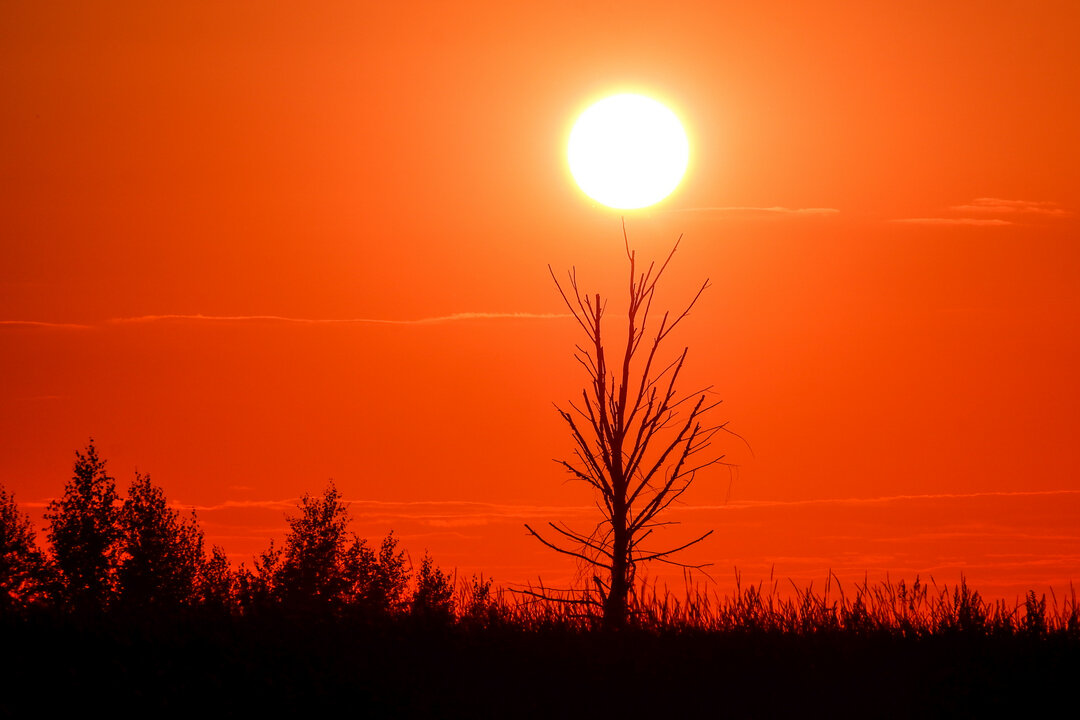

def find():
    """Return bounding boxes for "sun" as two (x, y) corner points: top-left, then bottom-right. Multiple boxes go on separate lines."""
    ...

(567, 93), (689, 210)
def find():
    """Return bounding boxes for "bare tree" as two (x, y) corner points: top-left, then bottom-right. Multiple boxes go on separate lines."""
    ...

(526, 225), (727, 629)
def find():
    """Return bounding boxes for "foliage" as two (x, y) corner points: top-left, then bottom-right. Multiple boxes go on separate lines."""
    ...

(529, 228), (725, 628)
(370, 532), (410, 613)
(339, 530), (410, 615)
(411, 551), (455, 622)
(118, 471), (206, 608)
(45, 441), (122, 611)
(277, 480), (352, 605)
(201, 545), (234, 610)
(0, 485), (51, 612)
(237, 540), (284, 610)
(234, 484), (411, 616)
(273, 483), (411, 614)
(457, 574), (500, 628)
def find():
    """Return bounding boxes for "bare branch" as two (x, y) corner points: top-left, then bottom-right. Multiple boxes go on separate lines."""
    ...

(510, 586), (602, 608)
(634, 530), (715, 563)
(547, 523), (615, 561)
(525, 524), (606, 568)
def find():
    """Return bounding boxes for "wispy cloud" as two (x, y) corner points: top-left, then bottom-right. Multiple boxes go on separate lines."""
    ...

(680, 488), (1080, 512)
(30, 488), (1074, 522)
(669, 206), (840, 215)
(110, 312), (570, 325)
(163, 488), (1080, 532)
(2, 313), (570, 330)
(173, 489), (1080, 519)
(174, 497), (595, 529)
(888, 218), (1013, 227)
(891, 197), (1070, 227)
(177, 498), (301, 512)
(348, 500), (595, 528)
(863, 530), (1080, 545)
(0, 320), (91, 330)
(948, 198), (1071, 216)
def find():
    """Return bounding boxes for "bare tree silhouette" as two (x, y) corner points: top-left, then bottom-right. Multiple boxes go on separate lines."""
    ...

(527, 225), (727, 629)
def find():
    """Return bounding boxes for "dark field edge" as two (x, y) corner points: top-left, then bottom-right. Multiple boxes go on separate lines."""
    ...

(2, 611), (1076, 718)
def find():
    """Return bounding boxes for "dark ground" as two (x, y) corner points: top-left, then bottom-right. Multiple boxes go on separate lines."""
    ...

(3, 612), (1076, 718)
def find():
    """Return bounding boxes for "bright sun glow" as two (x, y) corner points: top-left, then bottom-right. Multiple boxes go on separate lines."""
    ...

(568, 93), (689, 210)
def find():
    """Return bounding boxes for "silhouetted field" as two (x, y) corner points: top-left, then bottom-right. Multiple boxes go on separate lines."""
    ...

(3, 449), (1077, 715)
(3, 578), (1078, 717)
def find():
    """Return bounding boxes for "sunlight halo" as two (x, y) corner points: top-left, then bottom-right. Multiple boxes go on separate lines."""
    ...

(567, 94), (689, 210)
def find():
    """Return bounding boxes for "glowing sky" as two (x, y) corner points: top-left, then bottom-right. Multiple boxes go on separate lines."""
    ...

(2, 1), (1079, 599)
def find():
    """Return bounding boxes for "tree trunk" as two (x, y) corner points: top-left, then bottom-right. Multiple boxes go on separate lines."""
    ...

(604, 499), (631, 629)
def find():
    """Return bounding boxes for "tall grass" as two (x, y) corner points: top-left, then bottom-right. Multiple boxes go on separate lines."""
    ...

(457, 572), (1080, 638)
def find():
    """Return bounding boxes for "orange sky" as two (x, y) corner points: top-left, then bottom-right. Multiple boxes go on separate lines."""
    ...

(3, 1), (1079, 600)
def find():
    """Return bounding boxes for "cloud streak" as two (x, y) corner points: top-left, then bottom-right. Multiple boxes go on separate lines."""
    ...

(2, 313), (570, 330)
(888, 218), (1013, 227)
(891, 197), (1070, 227)
(674, 488), (1080, 512)
(173, 497), (596, 529)
(669, 206), (840, 215)
(109, 312), (570, 325)
(948, 198), (1071, 216)
(165, 488), (1080, 530)
(28, 489), (1074, 519)
(0, 320), (91, 330)
(184, 497), (590, 512)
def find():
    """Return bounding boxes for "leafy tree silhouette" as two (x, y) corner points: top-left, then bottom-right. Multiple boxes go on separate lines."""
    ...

(411, 550), (455, 622)
(45, 440), (122, 611)
(0, 485), (52, 612)
(527, 228), (727, 629)
(239, 483), (411, 615)
(238, 539), (284, 610)
(118, 471), (206, 609)
(201, 545), (234, 610)
(369, 532), (410, 614)
(340, 530), (410, 616)
(278, 480), (352, 606)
